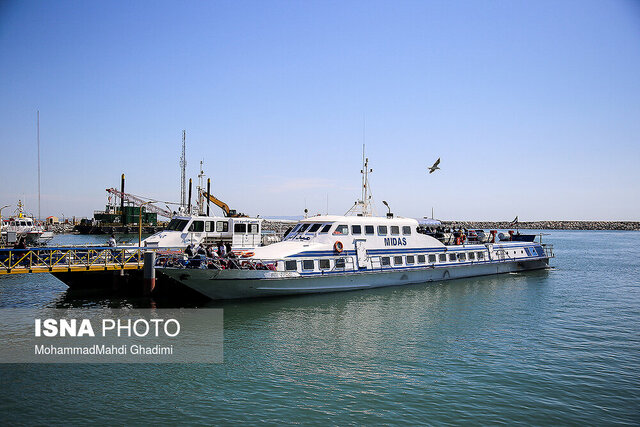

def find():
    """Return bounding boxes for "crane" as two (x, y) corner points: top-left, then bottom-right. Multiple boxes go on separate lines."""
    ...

(106, 188), (173, 219)
(199, 189), (246, 217)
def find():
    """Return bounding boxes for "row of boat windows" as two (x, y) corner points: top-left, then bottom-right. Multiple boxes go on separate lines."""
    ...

(5, 221), (34, 227)
(286, 223), (413, 240)
(283, 251), (487, 271)
(165, 219), (259, 234)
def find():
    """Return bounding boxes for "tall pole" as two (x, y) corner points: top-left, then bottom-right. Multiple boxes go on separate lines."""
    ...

(206, 178), (211, 216)
(187, 178), (192, 214)
(180, 130), (187, 209)
(37, 110), (40, 222)
(121, 174), (126, 225)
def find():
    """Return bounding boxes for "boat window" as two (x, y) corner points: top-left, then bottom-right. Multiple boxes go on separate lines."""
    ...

(381, 257), (390, 266)
(439, 254), (447, 262)
(302, 260), (315, 270)
(189, 221), (204, 232)
(417, 255), (425, 264)
(393, 256), (403, 265)
(406, 255), (415, 265)
(365, 225), (375, 235)
(248, 224), (259, 234)
(299, 224), (310, 233)
(477, 252), (485, 260)
(468, 252), (475, 261)
(377, 225), (387, 235)
(217, 221), (229, 232)
(167, 219), (189, 231)
(333, 225), (348, 235)
(335, 258), (345, 268)
(205, 221), (214, 232)
(285, 260), (297, 271)
(291, 224), (302, 233)
(319, 259), (330, 270)
(458, 253), (466, 261)
(308, 223), (322, 233)
(402, 226), (411, 235)
(428, 254), (436, 263)
(234, 223), (247, 233)
(391, 226), (400, 235)
(351, 225), (362, 235)
(319, 224), (332, 233)
(449, 253), (457, 262)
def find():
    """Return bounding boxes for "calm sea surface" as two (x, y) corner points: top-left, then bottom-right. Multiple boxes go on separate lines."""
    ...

(0, 231), (639, 425)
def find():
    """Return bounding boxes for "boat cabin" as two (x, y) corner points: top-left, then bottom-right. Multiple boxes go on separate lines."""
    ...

(143, 215), (263, 250)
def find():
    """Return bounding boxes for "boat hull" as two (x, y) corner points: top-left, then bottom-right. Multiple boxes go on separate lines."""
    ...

(158, 257), (550, 300)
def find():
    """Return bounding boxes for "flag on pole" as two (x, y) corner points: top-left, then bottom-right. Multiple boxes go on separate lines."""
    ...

(509, 216), (519, 226)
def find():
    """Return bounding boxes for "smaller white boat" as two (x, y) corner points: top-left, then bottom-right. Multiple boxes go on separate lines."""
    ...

(0, 201), (53, 246)
(142, 213), (264, 253)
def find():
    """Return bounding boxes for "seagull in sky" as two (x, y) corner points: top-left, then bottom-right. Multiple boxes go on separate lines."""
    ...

(428, 158), (441, 174)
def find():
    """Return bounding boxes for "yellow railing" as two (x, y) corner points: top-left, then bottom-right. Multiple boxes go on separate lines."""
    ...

(0, 247), (145, 275)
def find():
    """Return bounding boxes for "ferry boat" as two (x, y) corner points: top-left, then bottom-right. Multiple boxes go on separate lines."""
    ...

(158, 156), (554, 300)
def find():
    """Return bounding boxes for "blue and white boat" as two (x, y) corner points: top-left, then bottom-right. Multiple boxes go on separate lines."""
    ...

(159, 155), (554, 300)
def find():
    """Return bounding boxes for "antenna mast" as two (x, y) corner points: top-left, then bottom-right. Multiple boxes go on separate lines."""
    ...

(180, 130), (187, 209)
(37, 110), (41, 222)
(345, 144), (375, 216)
(197, 160), (205, 215)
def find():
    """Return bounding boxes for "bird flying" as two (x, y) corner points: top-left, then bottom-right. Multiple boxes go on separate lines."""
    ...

(428, 158), (441, 174)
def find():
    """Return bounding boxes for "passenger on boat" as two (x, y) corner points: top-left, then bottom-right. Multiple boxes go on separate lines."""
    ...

(206, 245), (216, 259)
(217, 242), (226, 257)
(108, 234), (116, 247)
(185, 244), (195, 257)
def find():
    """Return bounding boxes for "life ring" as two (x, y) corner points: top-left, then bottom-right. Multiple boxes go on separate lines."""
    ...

(334, 241), (343, 253)
(241, 252), (255, 258)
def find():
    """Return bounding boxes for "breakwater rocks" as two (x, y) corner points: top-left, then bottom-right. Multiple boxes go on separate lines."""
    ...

(441, 221), (640, 231)
(262, 219), (298, 238)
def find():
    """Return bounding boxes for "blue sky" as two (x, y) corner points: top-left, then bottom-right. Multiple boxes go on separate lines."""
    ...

(1, 0), (639, 221)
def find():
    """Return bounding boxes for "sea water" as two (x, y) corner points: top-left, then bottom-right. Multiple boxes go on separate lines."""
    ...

(0, 231), (638, 424)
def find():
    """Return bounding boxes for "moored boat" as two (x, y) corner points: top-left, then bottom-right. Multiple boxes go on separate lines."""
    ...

(157, 155), (554, 300)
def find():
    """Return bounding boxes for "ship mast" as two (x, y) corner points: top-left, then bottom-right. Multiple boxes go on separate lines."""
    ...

(196, 160), (205, 215)
(345, 144), (375, 217)
(180, 130), (187, 210)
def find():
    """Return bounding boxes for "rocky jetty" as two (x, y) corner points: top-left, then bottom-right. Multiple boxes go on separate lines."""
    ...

(440, 221), (640, 231)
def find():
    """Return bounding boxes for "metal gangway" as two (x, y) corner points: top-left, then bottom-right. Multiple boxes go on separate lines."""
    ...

(0, 246), (161, 275)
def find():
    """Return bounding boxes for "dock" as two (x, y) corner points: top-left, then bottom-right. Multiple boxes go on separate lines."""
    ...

(0, 246), (146, 275)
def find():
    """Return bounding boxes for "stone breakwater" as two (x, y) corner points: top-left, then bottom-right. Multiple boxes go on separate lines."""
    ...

(441, 221), (640, 231)
(262, 220), (298, 238)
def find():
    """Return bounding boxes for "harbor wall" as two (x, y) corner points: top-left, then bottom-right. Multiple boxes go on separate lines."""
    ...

(441, 221), (640, 231)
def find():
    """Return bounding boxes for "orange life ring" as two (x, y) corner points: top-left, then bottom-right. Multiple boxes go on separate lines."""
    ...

(334, 241), (343, 253)
(241, 252), (255, 258)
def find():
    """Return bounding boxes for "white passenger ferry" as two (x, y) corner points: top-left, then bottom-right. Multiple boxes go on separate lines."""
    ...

(158, 156), (554, 300)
